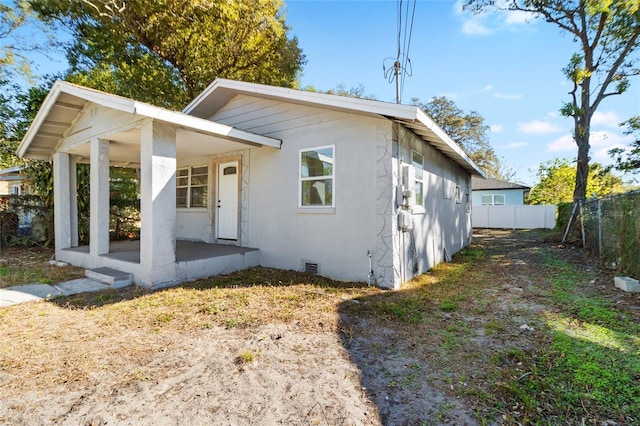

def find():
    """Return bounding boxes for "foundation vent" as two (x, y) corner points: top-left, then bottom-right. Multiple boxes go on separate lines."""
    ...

(304, 262), (319, 275)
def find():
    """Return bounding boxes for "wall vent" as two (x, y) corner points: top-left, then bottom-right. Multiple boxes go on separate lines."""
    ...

(304, 262), (319, 275)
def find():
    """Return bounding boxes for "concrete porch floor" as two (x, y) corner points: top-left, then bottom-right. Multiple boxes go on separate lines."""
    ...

(63, 240), (259, 264)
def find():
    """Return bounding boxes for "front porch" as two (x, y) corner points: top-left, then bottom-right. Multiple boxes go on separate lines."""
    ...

(60, 240), (260, 288)
(17, 81), (280, 289)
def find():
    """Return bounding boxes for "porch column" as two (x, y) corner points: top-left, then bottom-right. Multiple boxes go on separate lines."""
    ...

(90, 138), (110, 255)
(139, 120), (176, 283)
(69, 156), (78, 247)
(53, 152), (72, 250)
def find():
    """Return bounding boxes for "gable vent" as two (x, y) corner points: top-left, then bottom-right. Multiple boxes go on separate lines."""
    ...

(304, 262), (319, 275)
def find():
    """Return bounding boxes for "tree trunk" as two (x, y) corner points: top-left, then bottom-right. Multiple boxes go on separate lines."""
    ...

(573, 126), (590, 203)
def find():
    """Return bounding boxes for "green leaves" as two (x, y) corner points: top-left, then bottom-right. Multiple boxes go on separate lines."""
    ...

(413, 96), (512, 179)
(562, 53), (592, 85)
(529, 158), (624, 204)
(466, 0), (640, 202)
(30, 0), (305, 108)
(609, 116), (640, 174)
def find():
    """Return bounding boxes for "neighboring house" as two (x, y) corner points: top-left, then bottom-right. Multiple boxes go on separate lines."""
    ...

(471, 176), (530, 206)
(0, 165), (30, 196)
(0, 165), (33, 234)
(17, 79), (485, 289)
(471, 176), (556, 229)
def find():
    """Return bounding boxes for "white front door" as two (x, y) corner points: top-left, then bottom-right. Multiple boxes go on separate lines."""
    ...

(216, 161), (239, 240)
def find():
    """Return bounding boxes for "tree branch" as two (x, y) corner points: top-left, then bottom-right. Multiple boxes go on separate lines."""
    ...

(592, 29), (640, 112)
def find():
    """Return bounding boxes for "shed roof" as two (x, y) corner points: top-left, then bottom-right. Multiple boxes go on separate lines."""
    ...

(471, 176), (530, 191)
(184, 79), (486, 177)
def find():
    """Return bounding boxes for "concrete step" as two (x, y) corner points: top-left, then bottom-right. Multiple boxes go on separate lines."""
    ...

(614, 276), (640, 293)
(85, 267), (133, 289)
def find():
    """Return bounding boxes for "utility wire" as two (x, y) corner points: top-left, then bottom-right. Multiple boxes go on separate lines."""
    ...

(383, 0), (416, 103)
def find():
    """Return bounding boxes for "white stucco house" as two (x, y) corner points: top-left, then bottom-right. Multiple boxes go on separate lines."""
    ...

(471, 176), (530, 206)
(0, 165), (30, 196)
(17, 79), (485, 290)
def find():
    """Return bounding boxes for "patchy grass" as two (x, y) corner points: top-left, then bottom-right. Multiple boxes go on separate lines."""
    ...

(341, 230), (640, 425)
(0, 247), (84, 288)
(1, 231), (638, 425)
(236, 349), (258, 365)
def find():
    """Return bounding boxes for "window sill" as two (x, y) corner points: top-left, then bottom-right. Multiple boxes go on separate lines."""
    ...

(297, 207), (336, 214)
(176, 207), (208, 212)
(411, 206), (426, 215)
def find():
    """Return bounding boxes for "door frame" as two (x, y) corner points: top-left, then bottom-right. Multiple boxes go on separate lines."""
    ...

(212, 156), (242, 244)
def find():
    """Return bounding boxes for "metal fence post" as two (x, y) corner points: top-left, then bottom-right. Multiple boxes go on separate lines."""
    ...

(597, 198), (602, 257)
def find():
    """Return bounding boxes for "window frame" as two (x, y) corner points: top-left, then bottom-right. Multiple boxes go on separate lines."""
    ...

(412, 150), (424, 207)
(481, 194), (506, 206)
(299, 145), (335, 209)
(176, 164), (209, 209)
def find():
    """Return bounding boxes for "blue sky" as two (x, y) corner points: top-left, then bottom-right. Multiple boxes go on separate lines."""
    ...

(6, 0), (639, 186)
(284, 0), (640, 185)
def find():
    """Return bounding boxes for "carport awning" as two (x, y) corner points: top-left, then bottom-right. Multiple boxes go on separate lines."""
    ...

(17, 81), (282, 162)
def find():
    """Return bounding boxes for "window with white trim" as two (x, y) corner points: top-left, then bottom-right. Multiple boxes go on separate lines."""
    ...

(412, 150), (424, 206)
(176, 165), (208, 208)
(481, 194), (505, 205)
(300, 145), (334, 207)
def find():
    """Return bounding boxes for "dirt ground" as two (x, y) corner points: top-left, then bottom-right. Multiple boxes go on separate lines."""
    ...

(1, 229), (638, 425)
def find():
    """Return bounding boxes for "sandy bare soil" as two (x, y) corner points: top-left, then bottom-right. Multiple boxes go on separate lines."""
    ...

(2, 229), (637, 425)
(1, 323), (474, 425)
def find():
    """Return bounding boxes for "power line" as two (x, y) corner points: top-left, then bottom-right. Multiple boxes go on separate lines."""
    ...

(383, 0), (416, 104)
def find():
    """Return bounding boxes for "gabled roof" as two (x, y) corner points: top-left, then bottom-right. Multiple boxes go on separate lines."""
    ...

(471, 176), (530, 191)
(184, 79), (486, 177)
(0, 165), (26, 182)
(17, 81), (281, 160)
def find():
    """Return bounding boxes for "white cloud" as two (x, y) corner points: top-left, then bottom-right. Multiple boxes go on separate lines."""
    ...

(494, 92), (522, 100)
(504, 9), (537, 25)
(437, 92), (459, 100)
(455, 0), (537, 36)
(504, 141), (528, 149)
(454, 0), (494, 35)
(546, 134), (574, 152)
(479, 84), (493, 93)
(589, 130), (634, 163)
(490, 124), (504, 133)
(462, 17), (492, 35)
(545, 130), (634, 164)
(591, 111), (621, 128)
(517, 120), (563, 134)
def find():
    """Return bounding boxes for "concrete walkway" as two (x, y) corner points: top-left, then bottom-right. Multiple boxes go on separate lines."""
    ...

(0, 278), (113, 308)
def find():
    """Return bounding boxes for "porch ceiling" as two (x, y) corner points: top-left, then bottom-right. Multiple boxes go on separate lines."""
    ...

(17, 81), (282, 163)
(66, 127), (261, 166)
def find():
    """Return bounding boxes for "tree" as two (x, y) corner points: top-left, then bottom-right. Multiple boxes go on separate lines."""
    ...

(529, 158), (624, 205)
(1, 1), (30, 77)
(465, 0), (640, 205)
(412, 96), (513, 180)
(0, 80), (23, 168)
(30, 0), (306, 108)
(609, 116), (640, 176)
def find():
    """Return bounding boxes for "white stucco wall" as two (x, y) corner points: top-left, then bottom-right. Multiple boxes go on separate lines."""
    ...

(248, 117), (382, 284)
(392, 125), (472, 287)
(208, 95), (473, 288)
(176, 208), (210, 241)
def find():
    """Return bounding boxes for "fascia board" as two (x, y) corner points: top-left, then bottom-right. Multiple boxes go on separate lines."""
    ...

(17, 82), (64, 158)
(183, 78), (419, 120)
(415, 109), (486, 178)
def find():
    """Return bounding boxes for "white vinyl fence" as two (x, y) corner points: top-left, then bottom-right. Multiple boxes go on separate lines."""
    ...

(473, 205), (556, 229)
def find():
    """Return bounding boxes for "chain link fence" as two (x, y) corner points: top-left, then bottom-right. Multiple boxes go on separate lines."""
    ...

(581, 190), (640, 279)
(0, 195), (52, 250)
